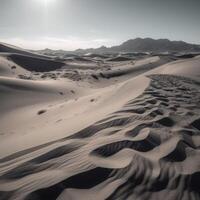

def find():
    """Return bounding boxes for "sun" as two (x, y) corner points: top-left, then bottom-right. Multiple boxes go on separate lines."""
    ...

(35, 0), (55, 5)
(43, 0), (54, 4)
(44, 0), (54, 3)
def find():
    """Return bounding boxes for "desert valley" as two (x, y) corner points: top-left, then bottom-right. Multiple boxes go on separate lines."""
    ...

(0, 37), (200, 200)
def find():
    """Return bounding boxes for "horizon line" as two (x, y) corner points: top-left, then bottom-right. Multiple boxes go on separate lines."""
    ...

(0, 37), (199, 51)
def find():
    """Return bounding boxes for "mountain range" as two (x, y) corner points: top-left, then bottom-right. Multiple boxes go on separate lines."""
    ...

(75, 38), (200, 54)
(1, 38), (200, 56)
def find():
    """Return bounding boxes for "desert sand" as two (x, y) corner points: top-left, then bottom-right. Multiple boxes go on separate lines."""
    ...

(0, 43), (200, 200)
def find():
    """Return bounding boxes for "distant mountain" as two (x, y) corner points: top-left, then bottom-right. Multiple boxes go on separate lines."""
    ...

(2, 38), (198, 56)
(75, 38), (200, 54)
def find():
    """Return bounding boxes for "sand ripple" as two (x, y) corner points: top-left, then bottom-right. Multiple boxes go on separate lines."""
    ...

(0, 75), (200, 200)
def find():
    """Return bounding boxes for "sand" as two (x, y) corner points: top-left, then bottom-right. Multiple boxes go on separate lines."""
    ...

(0, 44), (199, 200)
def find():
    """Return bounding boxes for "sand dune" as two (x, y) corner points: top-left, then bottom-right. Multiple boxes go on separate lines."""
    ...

(8, 54), (65, 72)
(106, 56), (133, 62)
(0, 46), (200, 200)
(0, 43), (50, 59)
(0, 55), (29, 77)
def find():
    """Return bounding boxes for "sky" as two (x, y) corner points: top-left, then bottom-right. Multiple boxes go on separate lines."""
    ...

(0, 0), (200, 50)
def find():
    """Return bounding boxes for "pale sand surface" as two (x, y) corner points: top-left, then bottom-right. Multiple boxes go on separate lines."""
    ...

(0, 44), (199, 200)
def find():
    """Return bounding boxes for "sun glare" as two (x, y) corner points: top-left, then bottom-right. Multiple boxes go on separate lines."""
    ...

(35, 0), (55, 6)
(44, 0), (54, 3)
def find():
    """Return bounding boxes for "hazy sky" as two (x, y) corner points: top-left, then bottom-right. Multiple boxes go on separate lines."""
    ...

(0, 0), (200, 50)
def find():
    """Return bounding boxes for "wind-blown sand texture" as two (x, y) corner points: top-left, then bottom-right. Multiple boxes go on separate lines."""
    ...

(0, 44), (199, 200)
